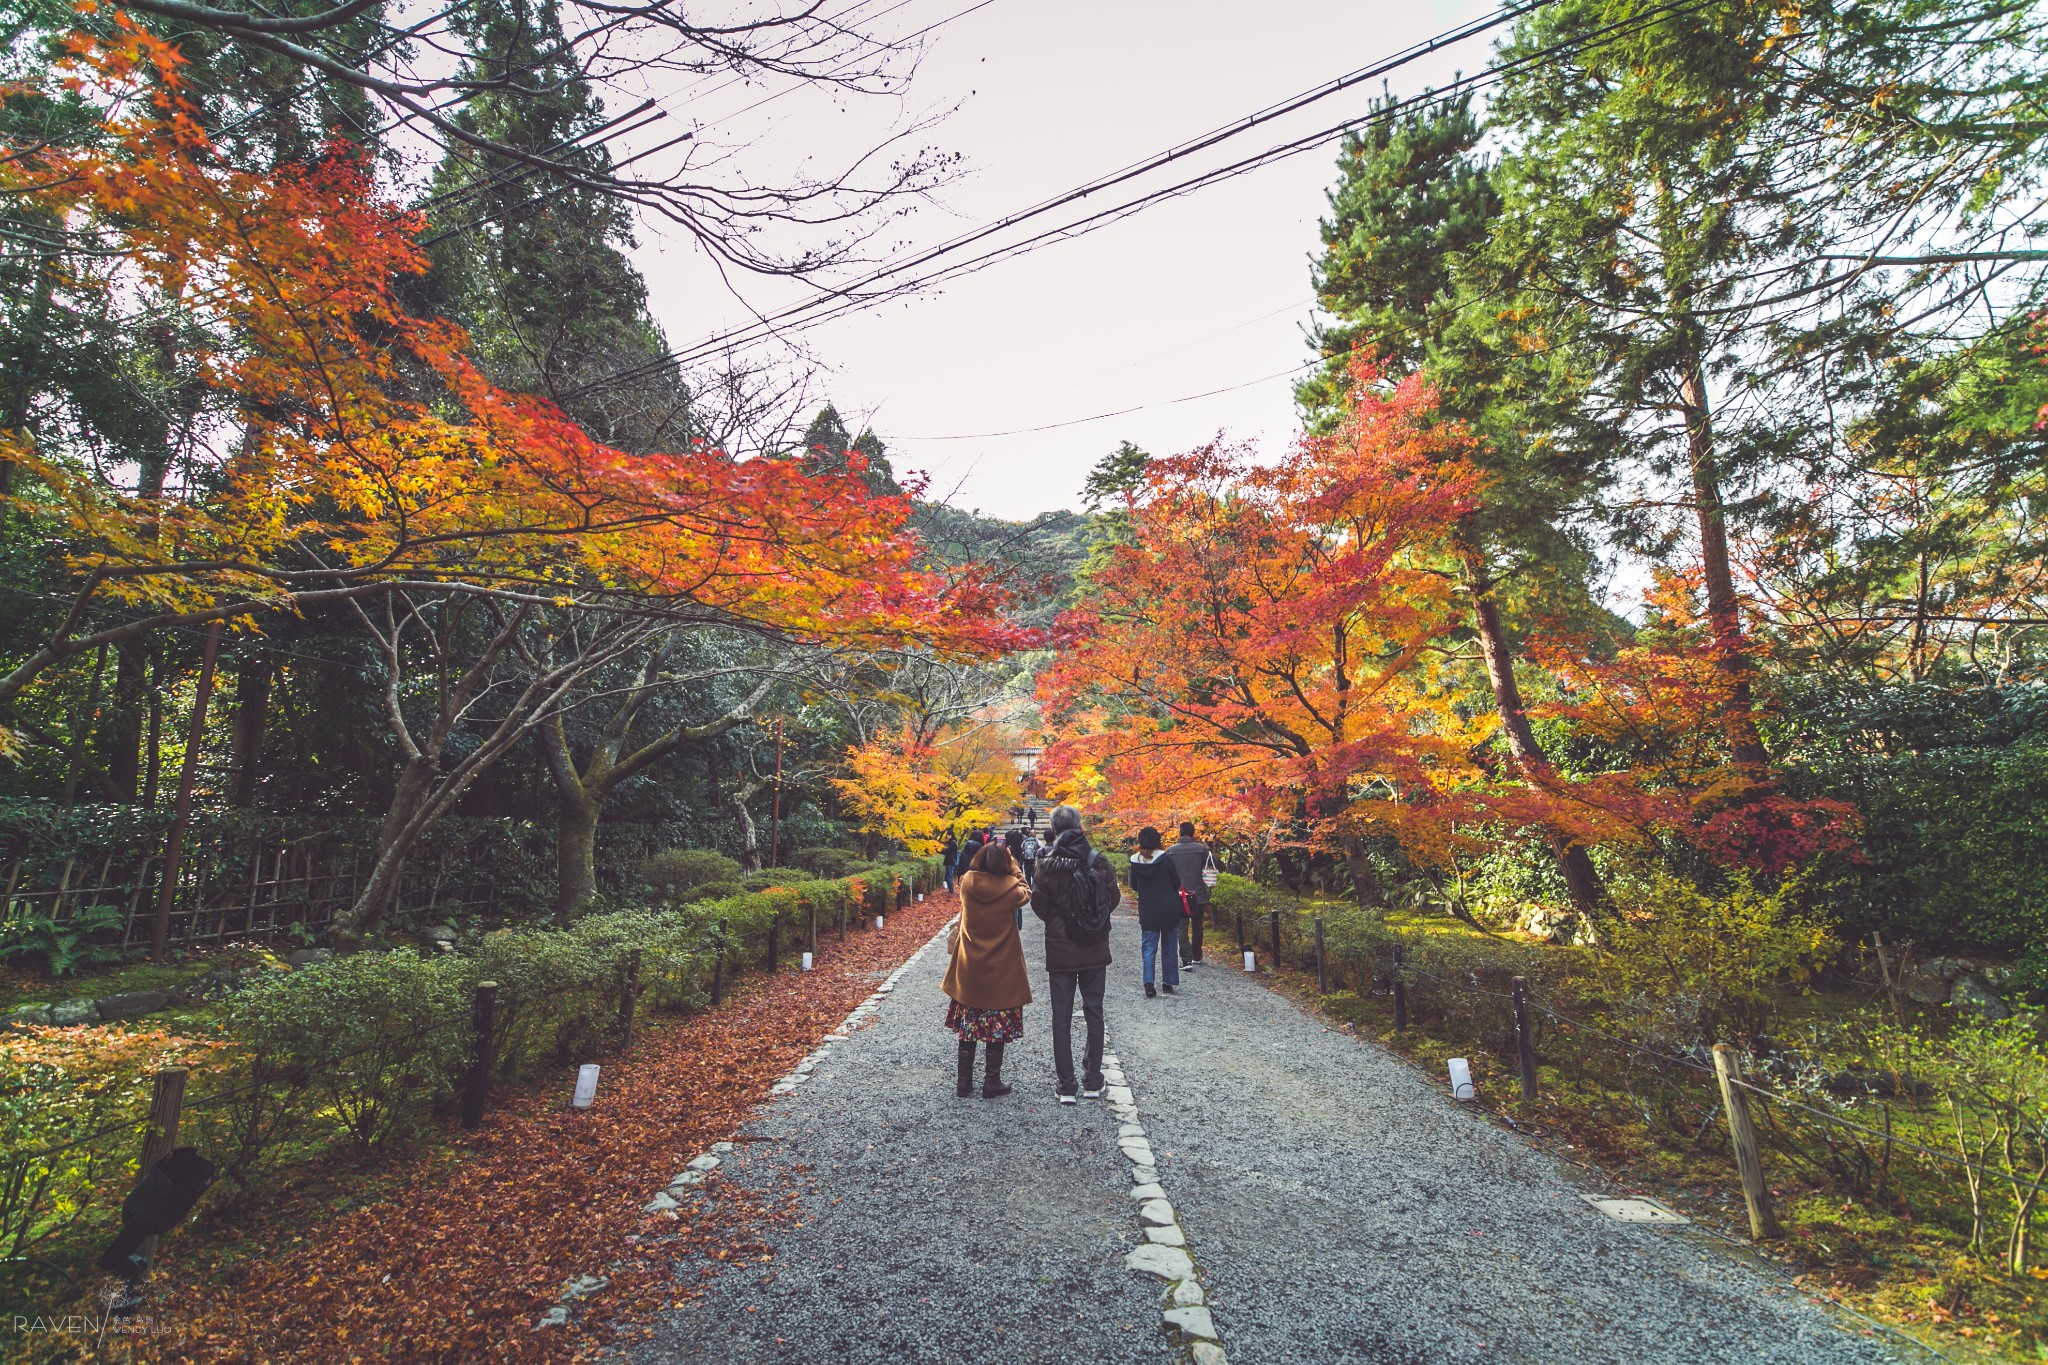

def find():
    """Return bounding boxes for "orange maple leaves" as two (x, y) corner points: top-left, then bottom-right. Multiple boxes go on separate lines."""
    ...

(1040, 360), (1489, 860)
(1040, 356), (1853, 880)
(2, 22), (1027, 669)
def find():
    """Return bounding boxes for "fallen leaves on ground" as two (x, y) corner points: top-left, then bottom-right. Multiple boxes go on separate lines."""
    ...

(157, 894), (959, 1363)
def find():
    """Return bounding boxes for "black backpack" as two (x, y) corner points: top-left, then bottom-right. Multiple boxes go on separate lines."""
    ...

(1064, 849), (1119, 945)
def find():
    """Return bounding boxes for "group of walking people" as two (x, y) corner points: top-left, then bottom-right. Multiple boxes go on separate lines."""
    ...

(939, 806), (1213, 1101)
(941, 825), (1040, 892)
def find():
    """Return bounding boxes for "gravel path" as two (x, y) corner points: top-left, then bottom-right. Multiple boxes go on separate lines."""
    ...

(628, 906), (1899, 1365)
(627, 911), (1175, 1365)
(1113, 915), (1899, 1365)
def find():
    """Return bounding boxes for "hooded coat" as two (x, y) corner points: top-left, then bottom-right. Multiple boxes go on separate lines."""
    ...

(1030, 827), (1116, 974)
(942, 869), (1033, 1010)
(1127, 850), (1185, 930)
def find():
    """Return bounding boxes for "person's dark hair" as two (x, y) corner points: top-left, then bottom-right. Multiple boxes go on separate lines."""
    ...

(1005, 829), (1024, 851)
(1137, 826), (1162, 851)
(1178, 821), (1195, 838)
(970, 842), (1016, 876)
(1049, 804), (1081, 833)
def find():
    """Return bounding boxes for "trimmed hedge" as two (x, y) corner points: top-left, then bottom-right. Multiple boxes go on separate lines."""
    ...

(134, 857), (942, 1185)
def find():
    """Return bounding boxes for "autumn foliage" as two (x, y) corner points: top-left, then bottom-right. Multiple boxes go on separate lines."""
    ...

(834, 719), (1021, 854)
(1040, 363), (1490, 891)
(1041, 359), (1854, 899)
(0, 25), (1029, 724)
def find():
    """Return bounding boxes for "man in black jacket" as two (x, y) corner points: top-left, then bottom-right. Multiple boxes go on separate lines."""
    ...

(1031, 805), (1119, 1103)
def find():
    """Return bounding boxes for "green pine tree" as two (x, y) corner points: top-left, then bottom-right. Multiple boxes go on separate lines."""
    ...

(424, 0), (686, 454)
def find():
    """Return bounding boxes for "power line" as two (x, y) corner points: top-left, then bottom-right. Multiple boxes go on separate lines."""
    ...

(575, 0), (1705, 396)
(898, 360), (1317, 441)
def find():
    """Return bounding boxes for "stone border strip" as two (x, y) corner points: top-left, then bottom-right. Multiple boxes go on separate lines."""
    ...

(540, 917), (963, 1329)
(1106, 1047), (1227, 1365)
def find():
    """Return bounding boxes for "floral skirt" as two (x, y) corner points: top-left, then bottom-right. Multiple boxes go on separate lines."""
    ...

(946, 1000), (1024, 1043)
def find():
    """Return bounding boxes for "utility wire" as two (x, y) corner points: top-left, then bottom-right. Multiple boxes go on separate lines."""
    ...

(574, 0), (1706, 395)
(898, 360), (1318, 441)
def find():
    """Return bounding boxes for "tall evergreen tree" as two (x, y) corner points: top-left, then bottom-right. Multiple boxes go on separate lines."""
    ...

(797, 404), (900, 496)
(1302, 93), (1611, 914)
(424, 0), (687, 454)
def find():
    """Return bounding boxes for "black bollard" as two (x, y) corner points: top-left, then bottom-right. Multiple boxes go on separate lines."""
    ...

(1392, 944), (1407, 1032)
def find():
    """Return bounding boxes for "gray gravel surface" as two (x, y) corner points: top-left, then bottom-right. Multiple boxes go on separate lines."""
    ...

(1116, 917), (1901, 1365)
(629, 907), (1901, 1365)
(628, 913), (1173, 1365)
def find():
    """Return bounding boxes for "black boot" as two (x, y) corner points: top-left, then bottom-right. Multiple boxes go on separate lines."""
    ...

(956, 1040), (976, 1098)
(982, 1042), (1013, 1098)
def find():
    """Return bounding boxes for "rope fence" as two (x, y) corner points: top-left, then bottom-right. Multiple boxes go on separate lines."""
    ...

(1206, 895), (2048, 1264)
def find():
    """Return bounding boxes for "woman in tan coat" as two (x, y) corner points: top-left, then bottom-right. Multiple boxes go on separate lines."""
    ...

(943, 842), (1032, 1098)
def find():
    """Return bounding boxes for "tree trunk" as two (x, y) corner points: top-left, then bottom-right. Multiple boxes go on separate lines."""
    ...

(104, 639), (147, 800)
(1679, 359), (1767, 769)
(1340, 838), (1382, 909)
(226, 651), (270, 807)
(728, 788), (762, 871)
(1465, 561), (1605, 917)
(554, 786), (601, 918)
(143, 665), (162, 806)
(334, 756), (438, 943)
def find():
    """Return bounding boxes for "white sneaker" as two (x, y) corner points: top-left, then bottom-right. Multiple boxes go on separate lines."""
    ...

(1081, 1085), (1104, 1099)
(1058, 1092), (1077, 1105)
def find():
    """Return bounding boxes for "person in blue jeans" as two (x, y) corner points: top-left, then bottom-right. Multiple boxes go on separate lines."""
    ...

(1127, 825), (1186, 997)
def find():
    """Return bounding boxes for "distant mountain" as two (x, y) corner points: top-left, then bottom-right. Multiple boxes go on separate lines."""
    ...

(911, 504), (1098, 628)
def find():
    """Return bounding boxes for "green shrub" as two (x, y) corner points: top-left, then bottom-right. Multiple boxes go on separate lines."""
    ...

(789, 847), (862, 879)
(684, 879), (744, 903)
(0, 1026), (188, 1255)
(1889, 1017), (2048, 1276)
(744, 866), (808, 888)
(468, 928), (614, 1075)
(1594, 871), (1835, 1044)
(641, 849), (744, 901)
(223, 950), (468, 1149)
(1208, 873), (1281, 922)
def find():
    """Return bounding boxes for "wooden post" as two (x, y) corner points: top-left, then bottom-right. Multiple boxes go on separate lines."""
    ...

(127, 1066), (188, 1274)
(897, 878), (909, 911)
(1512, 975), (1538, 1102)
(711, 920), (727, 1005)
(138, 1067), (188, 1173)
(151, 619), (223, 963)
(618, 949), (641, 1048)
(1235, 910), (1245, 953)
(809, 901), (818, 956)
(1314, 916), (1327, 994)
(838, 895), (847, 942)
(1712, 1044), (1784, 1240)
(461, 981), (498, 1130)
(1392, 944), (1408, 1033)
(1268, 911), (1281, 967)
(766, 911), (780, 972)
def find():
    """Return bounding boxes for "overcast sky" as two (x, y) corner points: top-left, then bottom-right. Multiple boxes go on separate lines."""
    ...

(624, 0), (1496, 520)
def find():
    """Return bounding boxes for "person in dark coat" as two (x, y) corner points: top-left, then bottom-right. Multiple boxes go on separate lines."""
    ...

(1128, 825), (1185, 996)
(1004, 829), (1029, 922)
(943, 842), (1032, 1098)
(1030, 804), (1118, 1102)
(955, 831), (985, 891)
(941, 831), (960, 892)
(1163, 822), (1214, 966)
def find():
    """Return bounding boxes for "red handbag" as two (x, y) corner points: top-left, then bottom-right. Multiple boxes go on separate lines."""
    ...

(1178, 888), (1194, 918)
